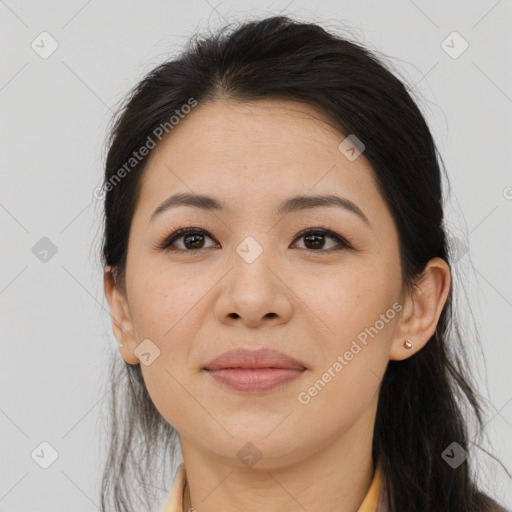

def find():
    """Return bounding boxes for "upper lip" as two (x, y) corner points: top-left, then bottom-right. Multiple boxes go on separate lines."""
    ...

(203, 347), (306, 371)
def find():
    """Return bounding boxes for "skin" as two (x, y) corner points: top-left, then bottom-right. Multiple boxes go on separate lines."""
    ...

(104, 98), (451, 512)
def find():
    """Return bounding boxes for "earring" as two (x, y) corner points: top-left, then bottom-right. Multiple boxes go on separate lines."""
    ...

(403, 340), (412, 350)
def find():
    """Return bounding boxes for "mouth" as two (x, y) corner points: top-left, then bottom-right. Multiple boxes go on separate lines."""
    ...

(203, 347), (307, 393)
(204, 367), (306, 393)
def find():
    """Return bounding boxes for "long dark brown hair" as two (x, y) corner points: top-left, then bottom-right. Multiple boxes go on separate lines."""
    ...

(98, 15), (510, 511)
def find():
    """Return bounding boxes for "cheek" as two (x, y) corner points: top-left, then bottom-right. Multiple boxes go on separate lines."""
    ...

(127, 262), (207, 340)
(130, 278), (201, 426)
(294, 265), (397, 419)
(126, 267), (210, 409)
(295, 357), (381, 446)
(296, 280), (394, 429)
(297, 263), (398, 347)
(138, 357), (200, 439)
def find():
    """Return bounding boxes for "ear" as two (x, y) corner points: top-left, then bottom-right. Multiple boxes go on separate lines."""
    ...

(390, 257), (451, 361)
(103, 266), (140, 365)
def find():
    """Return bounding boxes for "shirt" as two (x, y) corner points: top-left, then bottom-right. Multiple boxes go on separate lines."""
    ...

(163, 460), (386, 512)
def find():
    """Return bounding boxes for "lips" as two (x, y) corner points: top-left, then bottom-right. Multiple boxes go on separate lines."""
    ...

(203, 347), (306, 371)
(203, 347), (307, 392)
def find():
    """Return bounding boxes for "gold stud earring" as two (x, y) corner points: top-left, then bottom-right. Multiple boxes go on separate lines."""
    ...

(403, 340), (412, 350)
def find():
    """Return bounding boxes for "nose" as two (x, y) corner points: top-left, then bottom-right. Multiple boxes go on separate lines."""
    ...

(213, 246), (293, 329)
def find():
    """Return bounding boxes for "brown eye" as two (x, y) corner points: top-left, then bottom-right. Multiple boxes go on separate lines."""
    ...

(292, 228), (352, 252)
(157, 226), (352, 253)
(159, 228), (218, 251)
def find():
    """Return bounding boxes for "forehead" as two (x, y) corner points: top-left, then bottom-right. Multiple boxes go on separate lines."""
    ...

(149, 98), (360, 164)
(135, 98), (386, 225)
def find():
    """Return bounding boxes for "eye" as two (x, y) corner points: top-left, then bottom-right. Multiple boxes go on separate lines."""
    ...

(157, 227), (218, 252)
(157, 226), (352, 253)
(291, 228), (352, 252)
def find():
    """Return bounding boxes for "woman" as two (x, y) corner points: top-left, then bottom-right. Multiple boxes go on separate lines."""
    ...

(99, 15), (510, 512)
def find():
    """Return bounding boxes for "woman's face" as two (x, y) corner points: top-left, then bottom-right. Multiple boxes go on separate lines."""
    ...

(110, 99), (410, 468)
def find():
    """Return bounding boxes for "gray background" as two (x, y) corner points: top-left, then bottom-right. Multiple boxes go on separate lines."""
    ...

(1, 0), (511, 510)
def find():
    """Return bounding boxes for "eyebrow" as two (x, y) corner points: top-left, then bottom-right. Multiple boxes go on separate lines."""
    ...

(148, 192), (371, 227)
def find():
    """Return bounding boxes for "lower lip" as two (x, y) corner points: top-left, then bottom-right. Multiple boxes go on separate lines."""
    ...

(205, 368), (305, 392)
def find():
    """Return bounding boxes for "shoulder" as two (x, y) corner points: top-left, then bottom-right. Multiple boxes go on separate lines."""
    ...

(489, 503), (510, 512)
(478, 492), (510, 512)
(489, 502), (510, 512)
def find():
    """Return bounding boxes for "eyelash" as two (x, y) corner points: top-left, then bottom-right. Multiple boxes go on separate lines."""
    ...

(155, 225), (354, 254)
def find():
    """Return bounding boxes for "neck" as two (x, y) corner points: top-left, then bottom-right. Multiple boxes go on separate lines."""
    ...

(178, 400), (378, 512)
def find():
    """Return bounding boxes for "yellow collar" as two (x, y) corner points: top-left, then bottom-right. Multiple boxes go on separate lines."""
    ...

(163, 460), (384, 512)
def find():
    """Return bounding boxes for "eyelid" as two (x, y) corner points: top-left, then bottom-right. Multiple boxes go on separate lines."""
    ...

(154, 226), (219, 252)
(291, 227), (353, 251)
(155, 225), (354, 252)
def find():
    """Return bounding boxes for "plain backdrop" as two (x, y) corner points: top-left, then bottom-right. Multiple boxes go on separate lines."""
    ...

(1, 1), (511, 510)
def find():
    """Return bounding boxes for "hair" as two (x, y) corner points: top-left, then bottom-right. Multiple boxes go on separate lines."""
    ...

(98, 14), (510, 512)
